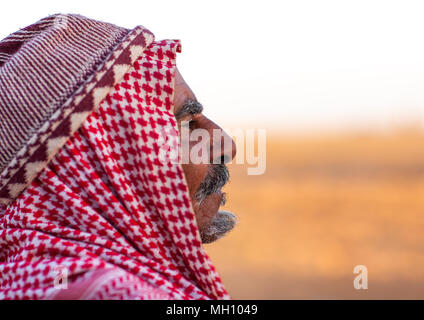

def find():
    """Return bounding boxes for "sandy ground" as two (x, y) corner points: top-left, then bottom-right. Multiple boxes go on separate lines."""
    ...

(206, 129), (424, 299)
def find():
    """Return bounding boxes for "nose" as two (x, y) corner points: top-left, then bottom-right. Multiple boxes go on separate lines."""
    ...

(208, 120), (236, 165)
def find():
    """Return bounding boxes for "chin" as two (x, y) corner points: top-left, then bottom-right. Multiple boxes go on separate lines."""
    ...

(200, 210), (237, 244)
(194, 191), (237, 244)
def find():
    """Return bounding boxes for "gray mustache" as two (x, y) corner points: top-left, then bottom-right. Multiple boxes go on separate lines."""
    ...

(195, 164), (229, 204)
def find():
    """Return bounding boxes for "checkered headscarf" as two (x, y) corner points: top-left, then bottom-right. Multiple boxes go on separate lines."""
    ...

(0, 14), (229, 300)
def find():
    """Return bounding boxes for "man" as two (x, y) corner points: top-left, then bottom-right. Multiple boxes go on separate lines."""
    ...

(0, 14), (236, 299)
(174, 69), (237, 244)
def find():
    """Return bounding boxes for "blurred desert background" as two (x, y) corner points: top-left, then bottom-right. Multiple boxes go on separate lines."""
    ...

(207, 127), (424, 299)
(2, 0), (424, 300)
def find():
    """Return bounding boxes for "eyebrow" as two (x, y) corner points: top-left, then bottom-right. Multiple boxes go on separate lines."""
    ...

(175, 99), (203, 120)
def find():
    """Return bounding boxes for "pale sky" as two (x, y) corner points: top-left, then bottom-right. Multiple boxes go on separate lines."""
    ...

(1, 0), (424, 132)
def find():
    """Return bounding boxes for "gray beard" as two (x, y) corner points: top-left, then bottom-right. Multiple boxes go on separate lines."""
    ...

(200, 210), (237, 244)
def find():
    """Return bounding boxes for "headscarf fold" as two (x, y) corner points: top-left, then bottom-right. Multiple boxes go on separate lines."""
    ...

(0, 14), (152, 206)
(0, 14), (229, 300)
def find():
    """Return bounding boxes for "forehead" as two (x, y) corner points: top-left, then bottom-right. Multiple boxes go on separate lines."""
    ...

(173, 68), (197, 115)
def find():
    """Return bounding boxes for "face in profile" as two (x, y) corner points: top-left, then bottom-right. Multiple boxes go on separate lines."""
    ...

(173, 68), (238, 243)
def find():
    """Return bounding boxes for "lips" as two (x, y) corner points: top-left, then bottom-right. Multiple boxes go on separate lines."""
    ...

(195, 192), (223, 229)
(220, 192), (227, 206)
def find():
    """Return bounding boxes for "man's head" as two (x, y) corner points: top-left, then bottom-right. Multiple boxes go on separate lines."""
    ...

(173, 68), (237, 243)
(0, 14), (233, 299)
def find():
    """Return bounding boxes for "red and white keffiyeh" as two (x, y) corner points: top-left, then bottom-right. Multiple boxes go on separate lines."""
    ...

(0, 39), (229, 300)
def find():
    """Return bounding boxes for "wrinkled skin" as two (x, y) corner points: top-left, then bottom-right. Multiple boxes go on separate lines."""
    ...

(173, 68), (237, 238)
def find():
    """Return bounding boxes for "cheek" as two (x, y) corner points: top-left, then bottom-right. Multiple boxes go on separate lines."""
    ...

(181, 163), (209, 199)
